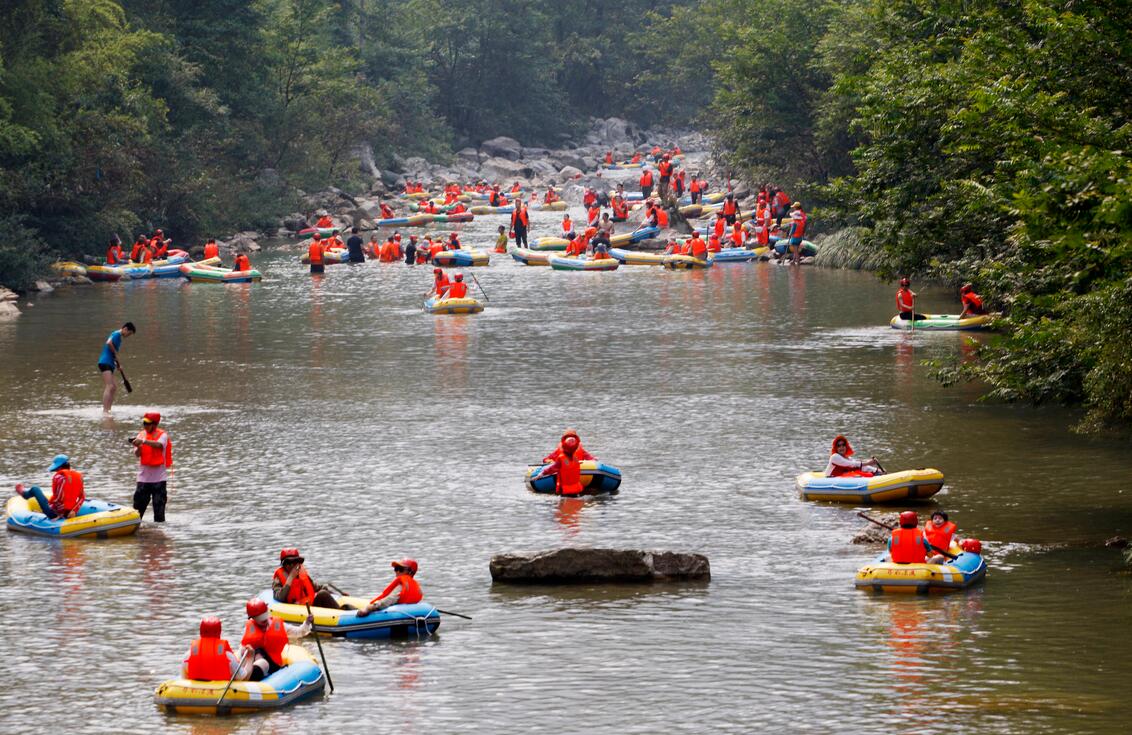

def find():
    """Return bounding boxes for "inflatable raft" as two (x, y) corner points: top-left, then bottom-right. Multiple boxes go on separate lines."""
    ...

(432, 249), (489, 267)
(86, 251), (189, 282)
(153, 644), (324, 715)
(433, 212), (474, 224)
(538, 201), (568, 211)
(889, 314), (993, 331)
(713, 247), (768, 263)
(6, 494), (141, 539)
(256, 589), (442, 639)
(855, 545), (987, 594)
(531, 237), (570, 251)
(469, 205), (514, 215)
(50, 261), (88, 277)
(297, 226), (339, 238)
(375, 216), (410, 227)
(795, 469), (945, 504)
(662, 254), (713, 270)
(610, 248), (665, 266)
(511, 248), (552, 266)
(772, 239), (819, 257)
(425, 296), (484, 314)
(180, 263), (262, 283)
(549, 255), (620, 271)
(525, 461), (623, 495)
(300, 248), (349, 265)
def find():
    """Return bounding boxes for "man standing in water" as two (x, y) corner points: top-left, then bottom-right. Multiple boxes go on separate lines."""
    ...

(345, 227), (365, 263)
(97, 322), (135, 414)
(510, 199), (530, 250)
(131, 412), (172, 522)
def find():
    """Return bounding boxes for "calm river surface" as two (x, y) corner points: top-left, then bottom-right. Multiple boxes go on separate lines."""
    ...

(1, 208), (1130, 734)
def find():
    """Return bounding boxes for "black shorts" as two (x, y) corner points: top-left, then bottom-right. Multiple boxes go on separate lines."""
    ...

(99, 363), (115, 373)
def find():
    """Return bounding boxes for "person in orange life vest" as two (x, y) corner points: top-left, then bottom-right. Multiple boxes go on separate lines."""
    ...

(688, 233), (709, 260)
(721, 192), (741, 226)
(203, 238), (220, 260)
(959, 284), (987, 317)
(140, 242), (155, 265)
(131, 412), (173, 522)
(543, 429), (596, 463)
(533, 433), (588, 496)
(151, 230), (169, 259)
(488, 186), (503, 206)
(561, 213), (574, 236)
(510, 181), (522, 194)
(379, 237), (397, 262)
(610, 195), (628, 222)
(510, 200), (530, 249)
(754, 202), (771, 246)
(443, 190), (458, 205)
(772, 188), (791, 225)
(604, 150), (614, 165)
(308, 234), (326, 274)
(430, 267), (450, 296)
(630, 151), (642, 164)
(13, 453), (85, 521)
(447, 232), (461, 250)
(365, 234), (380, 259)
(707, 233), (722, 253)
(655, 205), (670, 228)
(650, 144), (662, 161)
(129, 235), (146, 262)
(673, 168), (686, 198)
(786, 203), (807, 264)
(823, 435), (881, 478)
(712, 213), (726, 239)
(105, 238), (125, 265)
(181, 616), (244, 681)
(657, 155), (674, 197)
(273, 548), (343, 609)
(241, 598), (311, 682)
(895, 277), (926, 321)
(582, 188), (597, 208)
(452, 201), (468, 214)
(495, 225), (509, 253)
(442, 273), (468, 299)
(565, 233), (587, 257)
(358, 559), (423, 616)
(639, 168), (654, 199)
(427, 238), (445, 262)
(233, 252), (251, 272)
(923, 511), (959, 563)
(730, 225), (746, 248)
(889, 512), (932, 564)
(688, 175), (703, 204)
(380, 202), (395, 219)
(641, 202), (658, 229)
(544, 187), (559, 204)
(586, 202), (600, 227)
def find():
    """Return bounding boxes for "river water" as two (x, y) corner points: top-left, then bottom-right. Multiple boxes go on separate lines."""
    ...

(1, 208), (1130, 734)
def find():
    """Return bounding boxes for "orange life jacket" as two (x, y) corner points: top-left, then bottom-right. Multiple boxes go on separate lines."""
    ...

(131, 242), (144, 262)
(923, 521), (957, 553)
(689, 179), (702, 194)
(308, 242), (324, 265)
(511, 206), (529, 228)
(434, 273), (450, 292)
(52, 468), (85, 515)
(139, 428), (173, 467)
(556, 455), (584, 496)
(204, 242), (220, 259)
(611, 198), (628, 218)
(789, 211), (807, 238)
(656, 208), (669, 228)
(381, 204), (395, 218)
(604, 152), (613, 164)
(689, 237), (707, 259)
(774, 191), (791, 207)
(587, 206), (600, 225)
(369, 573), (422, 605)
(897, 288), (915, 312)
(141, 247), (154, 264)
(242, 617), (288, 666)
(511, 184), (521, 193)
(639, 170), (653, 187)
(234, 254), (250, 271)
(731, 228), (745, 246)
(962, 292), (985, 313)
(106, 245), (122, 265)
(273, 567), (316, 605)
(890, 528), (928, 564)
(152, 238), (168, 258)
(722, 200), (738, 216)
(447, 281), (468, 299)
(631, 153), (641, 163)
(317, 216), (333, 227)
(562, 217), (573, 234)
(186, 636), (234, 680)
(658, 161), (673, 178)
(714, 218), (726, 237)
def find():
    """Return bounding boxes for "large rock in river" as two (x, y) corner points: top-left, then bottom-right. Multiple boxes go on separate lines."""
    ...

(490, 548), (710, 584)
(481, 136), (523, 161)
(480, 156), (530, 181)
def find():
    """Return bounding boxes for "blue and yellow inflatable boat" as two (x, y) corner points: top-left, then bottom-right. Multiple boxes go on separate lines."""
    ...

(795, 469), (945, 504)
(432, 249), (489, 267)
(424, 296), (484, 315)
(154, 644), (325, 715)
(855, 545), (987, 594)
(256, 590), (441, 639)
(6, 494), (141, 538)
(524, 461), (623, 495)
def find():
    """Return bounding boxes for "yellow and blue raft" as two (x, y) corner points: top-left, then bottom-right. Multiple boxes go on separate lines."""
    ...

(6, 494), (141, 539)
(795, 468), (945, 504)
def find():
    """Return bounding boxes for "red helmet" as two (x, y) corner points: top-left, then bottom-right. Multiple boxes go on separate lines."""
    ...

(899, 277), (910, 286)
(960, 538), (982, 554)
(200, 616), (222, 638)
(562, 435), (580, 454)
(455, 274), (464, 281)
(279, 547), (303, 563)
(246, 598), (268, 618)
(392, 558), (418, 574)
(960, 283), (973, 294)
(433, 267), (442, 274)
(899, 511), (918, 528)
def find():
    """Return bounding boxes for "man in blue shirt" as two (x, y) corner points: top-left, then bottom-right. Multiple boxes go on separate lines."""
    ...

(98, 322), (135, 414)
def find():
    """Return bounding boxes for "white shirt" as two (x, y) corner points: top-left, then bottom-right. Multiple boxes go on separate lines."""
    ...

(136, 430), (169, 483)
(823, 452), (862, 477)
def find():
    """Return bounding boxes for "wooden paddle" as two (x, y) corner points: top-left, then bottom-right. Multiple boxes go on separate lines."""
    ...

(115, 359), (133, 394)
(215, 648), (250, 708)
(437, 609), (472, 620)
(305, 603), (334, 693)
(470, 273), (489, 302)
(856, 512), (958, 560)
(910, 293), (916, 334)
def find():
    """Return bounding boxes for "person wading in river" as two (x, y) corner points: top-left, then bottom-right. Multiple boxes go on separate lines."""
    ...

(510, 200), (530, 249)
(98, 321), (135, 414)
(130, 412), (172, 522)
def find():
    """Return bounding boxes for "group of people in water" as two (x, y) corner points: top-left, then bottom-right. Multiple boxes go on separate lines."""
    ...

(895, 277), (987, 320)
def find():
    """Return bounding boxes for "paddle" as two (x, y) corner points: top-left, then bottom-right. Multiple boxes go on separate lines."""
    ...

(470, 272), (489, 302)
(856, 512), (958, 560)
(115, 359), (133, 394)
(305, 603), (334, 693)
(437, 609), (473, 620)
(215, 648), (250, 708)
(910, 293), (916, 333)
(869, 456), (886, 474)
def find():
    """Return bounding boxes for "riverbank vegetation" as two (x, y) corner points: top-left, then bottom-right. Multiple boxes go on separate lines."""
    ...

(668, 0), (1131, 431)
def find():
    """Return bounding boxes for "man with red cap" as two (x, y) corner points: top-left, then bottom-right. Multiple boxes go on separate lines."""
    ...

(130, 412), (172, 522)
(241, 598), (311, 681)
(430, 267), (450, 297)
(181, 617), (243, 681)
(358, 559), (423, 616)
(534, 429), (597, 496)
(272, 548), (342, 609)
(889, 511), (932, 564)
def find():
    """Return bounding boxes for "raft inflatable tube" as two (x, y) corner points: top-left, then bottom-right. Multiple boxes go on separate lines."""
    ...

(85, 264), (123, 282)
(180, 263), (263, 283)
(511, 248), (552, 266)
(300, 248), (349, 265)
(772, 239), (819, 257)
(432, 249), (489, 267)
(406, 214), (434, 227)
(404, 191), (432, 200)
(375, 216), (411, 227)
(50, 261), (88, 277)
(538, 201), (568, 211)
(795, 468), (945, 503)
(257, 589), (441, 639)
(610, 248), (665, 266)
(855, 545), (987, 594)
(713, 247), (768, 263)
(531, 236), (569, 251)
(433, 212), (475, 224)
(153, 644), (324, 715)
(548, 255), (620, 271)
(889, 314), (993, 331)
(150, 251), (201, 278)
(525, 461), (623, 495)
(425, 296), (484, 315)
(663, 254), (713, 270)
(6, 494), (141, 539)
(678, 192), (726, 206)
(469, 205), (515, 215)
(629, 226), (660, 244)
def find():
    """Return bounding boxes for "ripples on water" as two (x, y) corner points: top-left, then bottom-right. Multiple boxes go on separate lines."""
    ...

(1, 209), (1130, 733)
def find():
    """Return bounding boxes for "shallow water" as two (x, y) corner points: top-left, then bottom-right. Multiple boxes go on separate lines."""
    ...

(1, 208), (1130, 734)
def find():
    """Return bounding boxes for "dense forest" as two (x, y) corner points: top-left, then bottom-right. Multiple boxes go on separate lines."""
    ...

(2, 0), (1129, 429)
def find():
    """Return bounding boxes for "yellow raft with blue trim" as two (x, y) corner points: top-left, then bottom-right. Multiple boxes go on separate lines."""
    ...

(154, 644), (324, 715)
(796, 468), (944, 504)
(6, 494), (141, 538)
(425, 296), (484, 314)
(855, 544), (987, 594)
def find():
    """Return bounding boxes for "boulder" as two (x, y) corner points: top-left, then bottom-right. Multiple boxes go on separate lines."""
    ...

(0, 287), (17, 302)
(490, 548), (710, 584)
(31, 280), (54, 293)
(527, 159), (558, 179)
(480, 156), (530, 181)
(851, 513), (899, 545)
(480, 136), (523, 161)
(283, 213), (308, 232)
(456, 147), (482, 165)
(557, 165), (584, 181)
(521, 146), (551, 159)
(0, 300), (18, 319)
(551, 151), (588, 171)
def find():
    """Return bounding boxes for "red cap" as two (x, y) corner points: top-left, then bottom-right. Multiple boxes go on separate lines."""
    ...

(392, 558), (418, 574)
(200, 616), (222, 637)
(246, 598), (268, 618)
(279, 547), (303, 563)
(142, 412), (161, 425)
(960, 538), (983, 554)
(899, 511), (918, 528)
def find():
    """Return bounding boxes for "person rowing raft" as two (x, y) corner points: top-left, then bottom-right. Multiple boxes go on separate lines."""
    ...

(824, 435), (882, 477)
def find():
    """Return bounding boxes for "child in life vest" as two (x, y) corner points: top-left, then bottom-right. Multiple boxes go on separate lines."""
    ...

(358, 559), (423, 616)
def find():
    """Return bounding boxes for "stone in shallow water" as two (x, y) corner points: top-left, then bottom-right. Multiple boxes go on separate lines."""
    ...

(490, 548), (710, 584)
